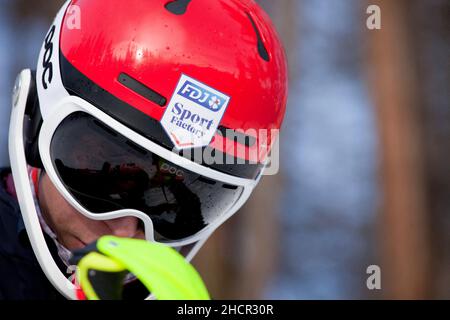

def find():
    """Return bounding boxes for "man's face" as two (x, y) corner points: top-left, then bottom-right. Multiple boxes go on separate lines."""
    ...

(37, 172), (145, 250)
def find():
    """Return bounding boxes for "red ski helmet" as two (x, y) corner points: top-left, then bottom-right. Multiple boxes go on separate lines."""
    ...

(38, 0), (288, 172)
(10, 0), (288, 298)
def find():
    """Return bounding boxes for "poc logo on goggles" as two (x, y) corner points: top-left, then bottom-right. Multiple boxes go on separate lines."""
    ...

(178, 81), (225, 112)
(160, 162), (185, 180)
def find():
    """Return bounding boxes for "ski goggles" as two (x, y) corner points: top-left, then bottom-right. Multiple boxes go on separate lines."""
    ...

(39, 96), (257, 246)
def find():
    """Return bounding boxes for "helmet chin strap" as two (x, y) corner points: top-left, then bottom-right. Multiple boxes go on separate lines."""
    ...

(9, 70), (212, 300)
(9, 69), (77, 299)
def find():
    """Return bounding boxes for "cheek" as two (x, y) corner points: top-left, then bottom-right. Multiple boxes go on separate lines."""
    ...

(40, 174), (85, 231)
(43, 178), (93, 220)
(48, 190), (81, 224)
(60, 234), (86, 251)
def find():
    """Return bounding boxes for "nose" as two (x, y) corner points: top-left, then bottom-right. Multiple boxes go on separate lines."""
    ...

(104, 216), (140, 238)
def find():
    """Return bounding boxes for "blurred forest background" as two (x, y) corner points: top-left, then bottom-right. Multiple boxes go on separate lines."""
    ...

(0, 0), (449, 299)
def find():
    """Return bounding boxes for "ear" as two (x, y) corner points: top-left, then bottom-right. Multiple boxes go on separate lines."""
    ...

(24, 70), (44, 169)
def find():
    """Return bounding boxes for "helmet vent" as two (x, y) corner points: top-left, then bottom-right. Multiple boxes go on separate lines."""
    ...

(218, 126), (257, 148)
(246, 12), (270, 62)
(165, 0), (192, 15)
(118, 73), (167, 107)
(222, 184), (238, 190)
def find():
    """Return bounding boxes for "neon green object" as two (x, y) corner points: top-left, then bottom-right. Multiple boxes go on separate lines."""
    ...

(77, 236), (210, 300)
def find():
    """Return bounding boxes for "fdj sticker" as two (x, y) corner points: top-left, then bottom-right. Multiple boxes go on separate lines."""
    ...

(161, 75), (231, 149)
(178, 81), (226, 112)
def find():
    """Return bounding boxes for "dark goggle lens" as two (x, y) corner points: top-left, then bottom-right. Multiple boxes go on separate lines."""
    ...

(50, 112), (243, 241)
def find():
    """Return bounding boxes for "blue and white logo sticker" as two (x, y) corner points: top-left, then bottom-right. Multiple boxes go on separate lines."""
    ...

(161, 74), (231, 149)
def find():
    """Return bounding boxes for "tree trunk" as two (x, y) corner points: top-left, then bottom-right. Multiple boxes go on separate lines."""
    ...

(366, 0), (432, 299)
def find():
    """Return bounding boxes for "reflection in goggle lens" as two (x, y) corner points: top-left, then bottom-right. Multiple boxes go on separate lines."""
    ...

(50, 112), (243, 242)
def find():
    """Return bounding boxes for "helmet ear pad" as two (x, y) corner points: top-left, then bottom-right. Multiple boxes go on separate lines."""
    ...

(24, 70), (44, 169)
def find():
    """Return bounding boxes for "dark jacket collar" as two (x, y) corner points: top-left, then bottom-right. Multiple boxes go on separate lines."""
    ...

(0, 168), (31, 247)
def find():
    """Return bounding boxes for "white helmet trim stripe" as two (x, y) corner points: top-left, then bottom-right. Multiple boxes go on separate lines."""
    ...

(36, 0), (71, 120)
